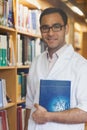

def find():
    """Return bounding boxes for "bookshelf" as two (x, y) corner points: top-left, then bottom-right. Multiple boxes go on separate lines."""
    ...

(0, 0), (42, 130)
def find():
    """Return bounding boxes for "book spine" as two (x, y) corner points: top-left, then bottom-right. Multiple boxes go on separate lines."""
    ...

(0, 78), (7, 108)
(7, 0), (14, 27)
(0, 0), (4, 25)
(0, 110), (9, 130)
(0, 79), (3, 107)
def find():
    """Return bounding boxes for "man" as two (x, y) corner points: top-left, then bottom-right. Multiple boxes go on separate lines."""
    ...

(24, 8), (87, 130)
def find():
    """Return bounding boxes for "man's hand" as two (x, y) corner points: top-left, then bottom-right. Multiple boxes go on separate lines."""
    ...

(32, 104), (48, 124)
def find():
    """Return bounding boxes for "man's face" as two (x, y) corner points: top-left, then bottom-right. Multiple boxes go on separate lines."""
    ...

(40, 13), (69, 50)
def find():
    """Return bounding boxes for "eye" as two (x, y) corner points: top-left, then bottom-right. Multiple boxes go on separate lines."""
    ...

(41, 25), (49, 29)
(53, 24), (62, 28)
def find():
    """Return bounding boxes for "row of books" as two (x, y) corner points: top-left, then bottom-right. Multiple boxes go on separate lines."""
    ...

(16, 2), (41, 35)
(0, 0), (14, 27)
(17, 105), (26, 130)
(17, 34), (42, 66)
(0, 110), (9, 130)
(0, 106), (25, 130)
(17, 72), (27, 101)
(0, 33), (44, 67)
(0, 33), (15, 66)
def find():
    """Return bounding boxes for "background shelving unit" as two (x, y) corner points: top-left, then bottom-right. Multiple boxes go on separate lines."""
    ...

(0, 0), (41, 130)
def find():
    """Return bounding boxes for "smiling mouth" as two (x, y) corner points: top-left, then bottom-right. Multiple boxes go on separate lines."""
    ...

(47, 38), (57, 42)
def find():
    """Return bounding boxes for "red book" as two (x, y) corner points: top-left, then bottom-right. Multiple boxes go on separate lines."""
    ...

(17, 106), (23, 130)
(0, 110), (8, 130)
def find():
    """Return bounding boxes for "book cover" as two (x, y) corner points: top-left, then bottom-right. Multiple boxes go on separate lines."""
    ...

(39, 80), (71, 112)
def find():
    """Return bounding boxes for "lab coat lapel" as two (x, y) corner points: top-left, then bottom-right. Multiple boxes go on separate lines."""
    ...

(47, 45), (74, 77)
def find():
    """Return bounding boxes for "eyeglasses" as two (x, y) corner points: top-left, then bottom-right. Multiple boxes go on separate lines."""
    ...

(40, 23), (65, 33)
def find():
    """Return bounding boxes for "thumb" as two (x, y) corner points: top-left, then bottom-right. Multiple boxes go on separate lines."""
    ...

(34, 103), (39, 109)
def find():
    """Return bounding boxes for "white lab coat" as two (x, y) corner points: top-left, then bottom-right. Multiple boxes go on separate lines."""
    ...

(26, 44), (87, 130)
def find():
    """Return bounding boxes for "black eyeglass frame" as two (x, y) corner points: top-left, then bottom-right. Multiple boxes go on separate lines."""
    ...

(40, 23), (66, 33)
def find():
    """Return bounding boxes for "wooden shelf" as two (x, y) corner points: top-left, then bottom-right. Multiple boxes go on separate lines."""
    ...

(0, 66), (16, 70)
(17, 29), (41, 38)
(19, 0), (37, 9)
(0, 25), (15, 32)
(0, 103), (15, 110)
(17, 99), (25, 104)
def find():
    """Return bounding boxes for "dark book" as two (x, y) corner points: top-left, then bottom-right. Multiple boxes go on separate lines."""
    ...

(18, 72), (27, 100)
(39, 80), (71, 112)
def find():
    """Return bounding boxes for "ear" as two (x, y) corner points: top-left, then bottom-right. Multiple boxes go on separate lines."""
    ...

(65, 24), (69, 35)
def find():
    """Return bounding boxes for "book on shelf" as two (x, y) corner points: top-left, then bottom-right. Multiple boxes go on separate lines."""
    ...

(21, 108), (26, 130)
(17, 72), (27, 100)
(0, 34), (7, 66)
(9, 35), (15, 66)
(0, 0), (14, 27)
(21, 35), (29, 65)
(0, 79), (7, 108)
(3, 0), (8, 26)
(17, 106), (22, 130)
(0, 79), (3, 107)
(0, 33), (15, 66)
(17, 105), (26, 130)
(16, 3), (41, 35)
(17, 34), (23, 66)
(0, 35), (2, 66)
(17, 74), (22, 101)
(17, 34), (41, 66)
(0, 110), (9, 130)
(0, 0), (4, 25)
(20, 72), (27, 100)
(39, 79), (71, 112)
(0, 116), (2, 130)
(7, 0), (14, 27)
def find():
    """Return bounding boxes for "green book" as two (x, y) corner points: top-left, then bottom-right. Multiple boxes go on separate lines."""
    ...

(0, 49), (2, 66)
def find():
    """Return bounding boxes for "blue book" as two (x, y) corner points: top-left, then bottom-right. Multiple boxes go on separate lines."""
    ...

(39, 80), (71, 112)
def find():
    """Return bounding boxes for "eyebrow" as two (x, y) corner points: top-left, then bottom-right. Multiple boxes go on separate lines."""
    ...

(41, 23), (64, 27)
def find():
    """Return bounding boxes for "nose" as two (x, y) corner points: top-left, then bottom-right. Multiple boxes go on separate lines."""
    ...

(48, 27), (54, 35)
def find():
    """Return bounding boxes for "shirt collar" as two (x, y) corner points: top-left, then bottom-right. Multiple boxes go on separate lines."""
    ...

(46, 44), (68, 59)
